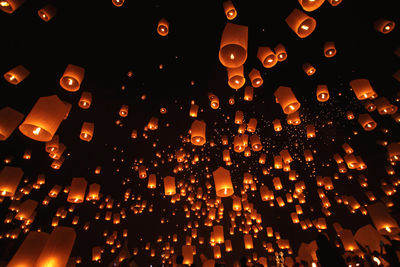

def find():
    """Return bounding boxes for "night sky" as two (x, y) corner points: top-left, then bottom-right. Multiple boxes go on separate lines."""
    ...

(0, 0), (400, 266)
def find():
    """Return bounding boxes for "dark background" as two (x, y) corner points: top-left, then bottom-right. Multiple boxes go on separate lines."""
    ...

(0, 0), (399, 266)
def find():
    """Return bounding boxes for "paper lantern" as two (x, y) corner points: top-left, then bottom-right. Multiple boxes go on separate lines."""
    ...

(339, 229), (359, 252)
(119, 105), (129, 117)
(182, 245), (194, 264)
(148, 117), (158, 130)
(45, 135), (59, 153)
(138, 165), (147, 179)
(191, 120), (206, 146)
(213, 225), (224, 244)
(148, 174), (156, 189)
(0, 0), (24, 13)
(34, 227), (76, 267)
(213, 245), (221, 259)
(358, 113), (377, 131)
(164, 176), (176, 195)
(19, 95), (67, 142)
(227, 65), (245, 90)
(112, 0), (124, 7)
(0, 107), (24, 141)
(274, 155), (283, 169)
(287, 111), (301, 125)
(274, 43), (287, 61)
(219, 23), (248, 68)
(364, 100), (376, 112)
(233, 135), (245, 152)
(306, 125), (316, 138)
(367, 202), (400, 235)
(248, 69), (263, 87)
(59, 64), (85, 92)
(304, 149), (313, 161)
(327, 0), (342, 6)
(324, 42), (336, 57)
(350, 79), (376, 100)
(78, 91), (92, 109)
(387, 143), (400, 162)
(250, 134), (262, 151)
(223, 0), (237, 20)
(244, 86), (254, 101)
(0, 166), (23, 197)
(244, 234), (253, 249)
(316, 85), (329, 102)
(374, 18), (395, 34)
(49, 143), (65, 160)
(347, 111), (355, 120)
(189, 104), (199, 117)
(280, 149), (293, 164)
(87, 183), (100, 201)
(274, 86), (301, 114)
(234, 110), (244, 124)
(38, 4), (56, 21)
(213, 167), (234, 197)
(15, 199), (38, 220)
(257, 46), (277, 68)
(298, 0), (325, 12)
(80, 122), (94, 142)
(3, 65), (30, 85)
(285, 8), (316, 38)
(375, 97), (397, 115)
(302, 62), (316, 76)
(208, 93), (220, 109)
(157, 18), (169, 36)
(67, 177), (87, 203)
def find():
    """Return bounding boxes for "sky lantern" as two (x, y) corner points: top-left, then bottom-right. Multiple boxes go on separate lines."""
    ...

(148, 174), (156, 189)
(49, 143), (65, 160)
(257, 46), (278, 68)
(208, 93), (220, 109)
(212, 167), (234, 197)
(244, 86), (254, 101)
(367, 202), (400, 235)
(3, 65), (30, 85)
(164, 176), (176, 195)
(67, 177), (87, 203)
(374, 18), (395, 34)
(87, 183), (100, 201)
(19, 95), (67, 142)
(374, 97), (397, 115)
(298, 0), (325, 12)
(190, 120), (206, 146)
(182, 245), (194, 264)
(38, 4), (56, 21)
(219, 22), (248, 68)
(234, 110), (244, 124)
(274, 43), (287, 61)
(0, 0), (25, 13)
(274, 86), (301, 114)
(78, 91), (92, 109)
(287, 111), (301, 125)
(324, 42), (336, 57)
(358, 113), (377, 131)
(112, 0), (124, 7)
(349, 79), (376, 100)
(233, 135), (245, 152)
(273, 119), (282, 132)
(387, 143), (400, 162)
(223, 0), (237, 20)
(302, 62), (316, 76)
(119, 105), (129, 117)
(190, 103), (199, 117)
(0, 166), (23, 197)
(248, 69), (263, 87)
(80, 122), (94, 141)
(316, 85), (329, 102)
(0, 107), (24, 141)
(227, 65), (245, 90)
(59, 64), (85, 92)
(15, 199), (38, 220)
(45, 135), (59, 153)
(247, 118), (257, 132)
(147, 117), (159, 130)
(244, 234), (253, 249)
(327, 0), (342, 6)
(306, 124), (316, 138)
(285, 8), (316, 38)
(250, 134), (262, 151)
(157, 18), (169, 36)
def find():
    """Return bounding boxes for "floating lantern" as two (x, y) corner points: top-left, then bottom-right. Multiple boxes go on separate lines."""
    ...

(45, 135), (59, 153)
(274, 44), (287, 61)
(302, 62), (316, 76)
(327, 0), (342, 6)
(367, 202), (400, 235)
(119, 105), (129, 117)
(375, 97), (397, 115)
(148, 117), (159, 130)
(190, 104), (199, 117)
(15, 199), (38, 220)
(38, 4), (56, 21)
(157, 18), (169, 36)
(247, 118), (257, 132)
(298, 0), (325, 12)
(250, 135), (262, 151)
(67, 177), (87, 203)
(223, 0), (237, 20)
(244, 86), (254, 101)
(235, 111), (244, 124)
(274, 86), (301, 114)
(213, 167), (234, 197)
(78, 91), (92, 109)
(0, 166), (23, 197)
(316, 85), (329, 102)
(287, 111), (301, 125)
(285, 8), (316, 38)
(4, 65), (30, 85)
(227, 65), (245, 90)
(219, 23), (248, 68)
(59, 64), (85, 92)
(87, 183), (100, 201)
(244, 234), (253, 249)
(191, 120), (206, 146)
(349, 79), (376, 100)
(112, 0), (124, 7)
(324, 42), (336, 57)
(257, 46), (278, 68)
(306, 125), (316, 138)
(374, 19), (395, 34)
(248, 69), (263, 87)
(164, 176), (176, 195)
(358, 114), (377, 131)
(80, 122), (94, 142)
(148, 174), (156, 189)
(208, 93), (220, 109)
(0, 107), (24, 141)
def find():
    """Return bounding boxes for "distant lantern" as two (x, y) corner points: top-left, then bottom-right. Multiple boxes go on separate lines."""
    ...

(157, 18), (169, 36)
(80, 122), (94, 142)
(119, 105), (129, 117)
(244, 234), (253, 249)
(375, 97), (397, 115)
(59, 64), (85, 92)
(358, 114), (377, 131)
(191, 120), (206, 146)
(19, 95), (67, 142)
(87, 183), (100, 201)
(0, 0), (25, 14)
(219, 23), (248, 68)
(324, 42), (336, 57)
(0, 166), (23, 197)
(49, 143), (65, 160)
(363, 100), (376, 112)
(3, 65), (30, 85)
(67, 177), (87, 203)
(274, 86), (301, 114)
(349, 79), (376, 100)
(387, 143), (400, 162)
(148, 174), (157, 189)
(248, 69), (263, 88)
(347, 111), (355, 120)
(189, 104), (199, 117)
(274, 44), (287, 61)
(235, 110), (244, 124)
(63, 101), (72, 120)
(257, 46), (278, 68)
(212, 167), (234, 197)
(45, 135), (59, 153)
(298, 0), (324, 11)
(38, 4), (56, 21)
(51, 157), (65, 170)
(250, 134), (262, 151)
(316, 85), (329, 102)
(138, 165), (147, 179)
(229, 96), (235, 105)
(223, 0), (237, 20)
(327, 0), (342, 6)
(306, 125), (316, 138)
(164, 176), (176, 195)
(147, 117), (159, 130)
(374, 19), (395, 34)
(285, 8), (316, 38)
(302, 62), (316, 76)
(0, 107), (24, 141)
(208, 93), (220, 109)
(34, 227), (76, 267)
(247, 118), (257, 132)
(78, 91), (92, 109)
(287, 111), (301, 125)
(112, 0), (124, 7)
(273, 119), (282, 132)
(244, 86), (254, 101)
(227, 65), (245, 90)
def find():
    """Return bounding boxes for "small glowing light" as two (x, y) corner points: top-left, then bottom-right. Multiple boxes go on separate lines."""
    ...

(255, 80), (260, 84)
(366, 124), (372, 128)
(235, 80), (239, 84)
(228, 11), (234, 17)
(68, 78), (73, 86)
(83, 133), (88, 138)
(0, 1), (10, 7)
(230, 53), (235, 60)
(385, 226), (391, 232)
(279, 54), (283, 59)
(1, 191), (6, 196)
(384, 25), (391, 31)
(33, 127), (41, 135)
(224, 188), (228, 194)
(289, 105), (295, 110)
(300, 24), (309, 30)
(373, 256), (381, 265)
(320, 93), (326, 99)
(9, 75), (15, 81)
(267, 58), (273, 63)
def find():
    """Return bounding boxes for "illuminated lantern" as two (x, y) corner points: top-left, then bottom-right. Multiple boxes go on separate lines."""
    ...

(244, 86), (254, 101)
(0, 166), (23, 197)
(364, 100), (376, 112)
(4, 65), (30, 85)
(274, 44), (287, 61)
(250, 135), (262, 151)
(157, 18), (169, 36)
(274, 155), (283, 169)
(324, 42), (336, 57)
(147, 117), (158, 130)
(78, 91), (92, 109)
(327, 0), (342, 6)
(247, 118), (257, 132)
(219, 23), (248, 68)
(235, 111), (244, 124)
(287, 111), (301, 125)
(349, 79), (376, 100)
(229, 96), (235, 105)
(375, 97), (397, 115)
(306, 125), (316, 138)
(191, 120), (206, 146)
(80, 122), (94, 142)
(374, 19), (395, 34)
(342, 143), (353, 154)
(227, 65), (245, 90)
(189, 104), (199, 117)
(387, 143), (400, 161)
(298, 0), (324, 11)
(208, 93), (220, 109)
(304, 149), (313, 161)
(131, 129), (138, 139)
(257, 46), (277, 68)
(87, 183), (100, 201)
(354, 224), (390, 254)
(358, 114), (377, 131)
(15, 199), (38, 220)
(259, 153), (266, 164)
(249, 69), (263, 87)
(213, 245), (221, 259)
(316, 85), (329, 102)
(225, 239), (232, 252)
(164, 176), (176, 195)
(223, 0), (237, 20)
(274, 86), (301, 114)
(138, 165), (147, 179)
(148, 174), (156, 189)
(302, 62), (316, 76)
(273, 177), (283, 190)
(45, 135), (59, 153)
(273, 119), (282, 132)
(213, 167), (234, 197)
(291, 212), (299, 224)
(7, 231), (49, 267)
(347, 111), (355, 120)
(0, 0), (25, 13)
(285, 8), (316, 38)
(92, 246), (102, 262)
(112, 0), (124, 7)
(280, 149), (293, 164)
(119, 105), (129, 117)
(367, 202), (400, 235)
(38, 4), (56, 21)
(213, 225), (224, 244)
(339, 229), (359, 252)
(223, 149), (231, 162)
(49, 143), (65, 160)
(67, 177), (87, 203)
(34, 227), (76, 267)
(19, 95), (67, 142)
(182, 245), (194, 264)
(0, 107), (24, 141)
(244, 234), (253, 249)
(59, 64), (85, 92)
(233, 135), (245, 152)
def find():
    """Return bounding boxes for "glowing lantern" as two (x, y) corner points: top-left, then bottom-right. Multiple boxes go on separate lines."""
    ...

(374, 19), (395, 34)
(157, 18), (169, 36)
(191, 120), (206, 146)
(3, 65), (30, 85)
(0, 166), (23, 197)
(324, 42), (336, 57)
(367, 202), (400, 235)
(249, 69), (263, 87)
(223, 0), (237, 20)
(208, 93), (220, 109)
(347, 111), (355, 120)
(274, 155), (283, 169)
(375, 97), (397, 115)
(247, 118), (257, 132)
(213, 225), (225, 244)
(257, 46), (278, 68)
(234, 111), (244, 124)
(250, 135), (262, 151)
(0, 0), (25, 13)
(148, 174), (156, 189)
(164, 176), (176, 195)
(285, 8), (316, 38)
(182, 245), (194, 264)
(327, 0), (342, 6)
(287, 111), (301, 125)
(78, 91), (92, 109)
(147, 117), (159, 130)
(34, 227), (76, 267)
(19, 95), (67, 142)
(138, 165), (147, 179)
(244, 234), (253, 249)
(87, 183), (100, 201)
(272, 119), (282, 132)
(49, 143), (65, 160)
(213, 167), (234, 197)
(233, 135), (245, 152)
(244, 86), (254, 101)
(112, 0), (124, 7)
(227, 65), (245, 90)
(364, 100), (376, 112)
(339, 229), (359, 252)
(274, 44), (287, 61)
(298, 0), (324, 11)
(273, 177), (283, 190)
(316, 85), (329, 102)
(15, 199), (38, 220)
(349, 79), (376, 100)
(45, 135), (59, 153)
(189, 104), (199, 117)
(358, 113), (377, 131)
(387, 143), (400, 162)
(119, 105), (129, 117)
(306, 125), (316, 138)
(274, 86), (301, 114)
(59, 64), (85, 92)
(280, 150), (293, 164)
(80, 122), (94, 142)
(302, 62), (316, 76)
(219, 23), (248, 68)
(0, 107), (24, 141)
(67, 177), (87, 203)
(38, 4), (56, 21)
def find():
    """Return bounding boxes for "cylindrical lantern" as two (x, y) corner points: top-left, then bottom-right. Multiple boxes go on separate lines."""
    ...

(87, 183), (100, 201)
(375, 97), (397, 115)
(248, 69), (263, 87)
(0, 107), (24, 141)
(223, 0), (237, 20)
(38, 4), (56, 21)
(0, 0), (25, 14)
(59, 64), (85, 92)
(45, 135), (59, 153)
(244, 86), (254, 101)
(250, 135), (262, 151)
(367, 202), (400, 235)
(157, 18), (169, 36)
(148, 174), (157, 189)
(189, 104), (199, 117)
(112, 0), (124, 7)
(0, 166), (23, 197)
(316, 85), (329, 102)
(67, 177), (87, 203)
(235, 110), (244, 124)
(213, 225), (224, 244)
(15, 199), (38, 220)
(285, 8), (316, 38)
(148, 117), (159, 130)
(19, 95), (67, 142)
(219, 23), (248, 68)
(302, 62), (316, 76)
(213, 167), (234, 197)
(208, 93), (220, 109)
(78, 91), (92, 109)
(257, 46), (277, 68)
(164, 176), (176, 195)
(298, 0), (324, 11)
(349, 79), (376, 100)
(287, 111), (301, 125)
(324, 42), (336, 57)
(274, 86), (301, 114)
(49, 143), (65, 160)
(358, 114), (377, 131)
(119, 105), (129, 117)
(274, 44), (287, 61)
(247, 118), (257, 132)
(273, 119), (282, 131)
(138, 165), (147, 179)
(80, 122), (94, 142)
(191, 120), (206, 146)
(4, 65), (30, 85)
(227, 65), (245, 90)
(244, 234), (253, 249)
(327, 0), (342, 6)
(374, 19), (395, 34)
(182, 245), (194, 264)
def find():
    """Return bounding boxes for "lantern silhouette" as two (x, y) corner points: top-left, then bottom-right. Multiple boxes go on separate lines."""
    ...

(274, 86), (301, 114)
(274, 155), (283, 169)
(0, 166), (23, 197)
(350, 79), (376, 100)
(302, 62), (316, 76)
(164, 176), (176, 195)
(60, 64), (85, 92)
(227, 65), (245, 90)
(0, 0), (25, 13)
(213, 167), (234, 197)
(223, 149), (231, 162)
(189, 104), (199, 117)
(324, 42), (336, 57)
(67, 177), (87, 203)
(285, 8), (316, 38)
(249, 69), (263, 87)
(316, 85), (329, 102)
(358, 113), (377, 131)
(112, 0), (124, 7)
(219, 23), (248, 68)
(80, 122), (94, 141)
(374, 19), (395, 34)
(274, 44), (287, 61)
(19, 95), (67, 142)
(257, 46), (278, 68)
(49, 143), (65, 160)
(182, 245), (194, 264)
(298, 0), (324, 11)
(4, 65), (30, 85)
(0, 107), (24, 141)
(213, 225), (225, 244)
(272, 119), (282, 132)
(38, 4), (56, 21)
(157, 18), (169, 36)
(244, 86), (254, 101)
(223, 0), (237, 20)
(208, 93), (220, 109)
(119, 105), (129, 117)
(364, 100), (376, 112)
(191, 120), (206, 146)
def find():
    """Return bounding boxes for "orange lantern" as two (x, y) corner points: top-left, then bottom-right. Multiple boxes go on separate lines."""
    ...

(227, 65), (245, 90)
(248, 69), (263, 87)
(148, 174), (156, 189)
(233, 135), (245, 152)
(0, 166), (23, 197)
(164, 176), (176, 195)
(15, 199), (38, 220)
(274, 86), (301, 114)
(244, 86), (254, 101)
(67, 177), (87, 203)
(244, 234), (253, 249)
(223, 0), (237, 20)
(250, 135), (262, 151)
(38, 4), (56, 21)
(147, 117), (159, 130)
(306, 125), (316, 138)
(375, 97), (397, 115)
(80, 122), (94, 142)
(374, 19), (395, 34)
(45, 135), (59, 153)
(358, 114), (377, 131)
(157, 18), (169, 36)
(287, 111), (301, 125)
(273, 119), (282, 131)
(213, 167), (234, 197)
(302, 62), (316, 76)
(274, 44), (287, 61)
(316, 85), (329, 102)
(234, 110), (244, 124)
(182, 245), (194, 264)
(189, 104), (199, 117)
(327, 0), (342, 6)
(112, 0), (124, 7)
(367, 202), (399, 235)
(257, 46), (277, 68)
(0, 0), (25, 13)
(78, 91), (92, 109)
(59, 64), (85, 92)
(0, 107), (24, 141)
(3, 65), (30, 85)
(324, 42), (336, 57)
(87, 183), (100, 201)
(208, 93), (220, 109)
(285, 8), (316, 38)
(119, 105), (129, 117)
(191, 120), (206, 146)
(219, 23), (248, 68)
(247, 118), (257, 132)
(349, 79), (376, 100)
(298, 0), (324, 11)
(138, 165), (147, 179)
